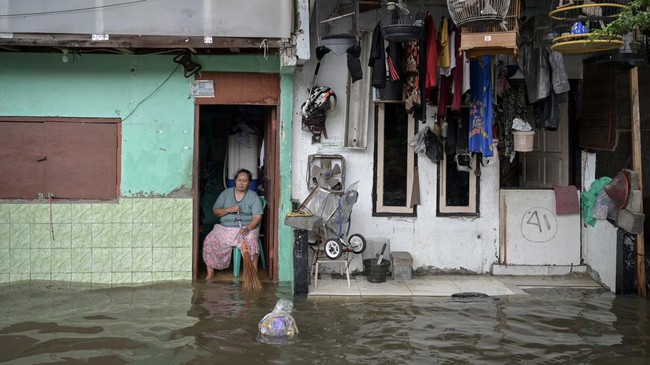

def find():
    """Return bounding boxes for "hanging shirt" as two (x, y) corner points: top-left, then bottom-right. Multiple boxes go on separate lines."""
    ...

(424, 13), (437, 90)
(468, 56), (494, 157)
(451, 29), (464, 113)
(369, 22), (386, 89)
(437, 17), (451, 70)
(387, 42), (403, 82)
(403, 41), (421, 114)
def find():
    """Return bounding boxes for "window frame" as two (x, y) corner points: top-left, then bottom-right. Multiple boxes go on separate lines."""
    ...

(0, 117), (121, 201)
(437, 140), (480, 216)
(373, 103), (417, 216)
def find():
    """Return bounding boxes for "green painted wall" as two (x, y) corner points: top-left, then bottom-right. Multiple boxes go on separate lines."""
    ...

(279, 67), (295, 283)
(0, 52), (295, 284)
(0, 53), (282, 197)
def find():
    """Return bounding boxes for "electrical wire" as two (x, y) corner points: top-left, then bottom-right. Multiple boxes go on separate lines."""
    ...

(0, 0), (150, 17)
(121, 63), (179, 122)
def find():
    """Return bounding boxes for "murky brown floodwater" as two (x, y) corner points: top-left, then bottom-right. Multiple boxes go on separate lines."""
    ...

(0, 281), (649, 364)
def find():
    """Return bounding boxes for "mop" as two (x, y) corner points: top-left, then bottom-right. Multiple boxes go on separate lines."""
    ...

(237, 212), (262, 291)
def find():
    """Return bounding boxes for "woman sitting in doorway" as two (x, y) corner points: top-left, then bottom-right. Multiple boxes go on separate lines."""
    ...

(203, 169), (263, 281)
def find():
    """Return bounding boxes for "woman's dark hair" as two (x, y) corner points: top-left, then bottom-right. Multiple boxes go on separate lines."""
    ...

(235, 169), (252, 182)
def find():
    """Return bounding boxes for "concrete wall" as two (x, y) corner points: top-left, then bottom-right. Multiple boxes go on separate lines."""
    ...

(0, 0), (293, 38)
(0, 53), (295, 285)
(581, 152), (617, 291)
(292, 10), (501, 274)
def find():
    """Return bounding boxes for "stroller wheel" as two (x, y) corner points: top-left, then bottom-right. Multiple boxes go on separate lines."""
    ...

(348, 234), (367, 254)
(324, 239), (343, 260)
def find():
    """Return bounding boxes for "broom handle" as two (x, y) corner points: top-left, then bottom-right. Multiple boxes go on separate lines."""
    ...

(236, 211), (249, 253)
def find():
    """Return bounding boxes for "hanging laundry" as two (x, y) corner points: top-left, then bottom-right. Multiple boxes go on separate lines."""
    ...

(437, 17), (451, 70)
(424, 13), (437, 91)
(403, 41), (421, 114)
(368, 22), (386, 89)
(387, 41), (403, 82)
(346, 45), (363, 83)
(468, 56), (494, 157)
(450, 28), (464, 113)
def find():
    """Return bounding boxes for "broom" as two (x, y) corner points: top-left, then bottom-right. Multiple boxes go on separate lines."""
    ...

(237, 212), (263, 291)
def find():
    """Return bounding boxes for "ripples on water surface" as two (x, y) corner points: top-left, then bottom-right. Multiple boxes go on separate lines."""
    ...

(0, 281), (649, 364)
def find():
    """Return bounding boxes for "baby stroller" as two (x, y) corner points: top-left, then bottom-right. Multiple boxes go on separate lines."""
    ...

(297, 182), (366, 260)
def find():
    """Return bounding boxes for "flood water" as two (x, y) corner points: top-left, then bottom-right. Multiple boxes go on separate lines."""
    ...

(1, 281), (649, 364)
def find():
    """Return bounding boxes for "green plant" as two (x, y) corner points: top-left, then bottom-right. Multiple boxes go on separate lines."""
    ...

(594, 0), (650, 37)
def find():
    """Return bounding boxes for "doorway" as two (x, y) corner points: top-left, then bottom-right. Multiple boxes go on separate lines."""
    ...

(192, 72), (280, 282)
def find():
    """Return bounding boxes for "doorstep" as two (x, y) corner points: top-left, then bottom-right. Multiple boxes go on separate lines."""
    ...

(307, 274), (604, 298)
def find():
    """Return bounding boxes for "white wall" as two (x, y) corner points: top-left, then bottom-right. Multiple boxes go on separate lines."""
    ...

(292, 10), (501, 274)
(0, 0), (293, 38)
(581, 152), (618, 291)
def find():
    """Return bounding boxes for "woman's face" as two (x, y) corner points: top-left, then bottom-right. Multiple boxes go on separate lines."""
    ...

(235, 173), (251, 192)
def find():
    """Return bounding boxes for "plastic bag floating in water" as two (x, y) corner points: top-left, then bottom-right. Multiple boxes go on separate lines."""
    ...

(258, 299), (298, 342)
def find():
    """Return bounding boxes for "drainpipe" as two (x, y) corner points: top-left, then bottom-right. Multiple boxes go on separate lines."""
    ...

(294, 0), (312, 63)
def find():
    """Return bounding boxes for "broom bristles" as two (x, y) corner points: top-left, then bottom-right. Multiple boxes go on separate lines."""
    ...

(241, 240), (263, 291)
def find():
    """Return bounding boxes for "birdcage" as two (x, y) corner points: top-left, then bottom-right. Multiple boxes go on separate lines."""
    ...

(447, 0), (511, 29)
(316, 0), (359, 55)
(458, 0), (521, 58)
(548, 0), (629, 54)
(380, 0), (424, 43)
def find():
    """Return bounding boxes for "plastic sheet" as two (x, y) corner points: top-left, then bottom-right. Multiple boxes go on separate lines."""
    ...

(258, 299), (299, 342)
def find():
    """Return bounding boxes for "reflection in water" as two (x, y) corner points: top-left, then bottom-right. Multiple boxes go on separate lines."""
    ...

(0, 282), (649, 364)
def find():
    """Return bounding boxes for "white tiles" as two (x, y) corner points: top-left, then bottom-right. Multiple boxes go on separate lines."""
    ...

(308, 275), (596, 298)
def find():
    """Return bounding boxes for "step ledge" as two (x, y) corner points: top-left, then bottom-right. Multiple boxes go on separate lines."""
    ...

(492, 264), (587, 276)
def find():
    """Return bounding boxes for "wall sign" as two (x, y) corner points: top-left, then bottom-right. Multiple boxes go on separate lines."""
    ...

(190, 80), (215, 98)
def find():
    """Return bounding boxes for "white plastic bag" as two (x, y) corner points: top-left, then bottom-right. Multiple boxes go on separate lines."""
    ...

(512, 117), (532, 132)
(408, 127), (428, 154)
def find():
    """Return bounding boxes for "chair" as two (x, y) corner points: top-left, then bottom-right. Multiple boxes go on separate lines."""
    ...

(200, 191), (222, 243)
(233, 197), (267, 278)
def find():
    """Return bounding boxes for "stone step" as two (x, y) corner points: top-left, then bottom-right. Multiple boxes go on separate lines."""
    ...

(390, 251), (413, 281)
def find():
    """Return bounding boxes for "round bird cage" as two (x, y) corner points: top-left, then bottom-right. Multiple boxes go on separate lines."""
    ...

(447, 0), (511, 29)
(549, 0), (629, 54)
(316, 0), (359, 55)
(380, 0), (424, 43)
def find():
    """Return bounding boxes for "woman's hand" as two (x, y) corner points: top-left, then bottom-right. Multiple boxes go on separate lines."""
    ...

(229, 205), (240, 214)
(239, 226), (250, 236)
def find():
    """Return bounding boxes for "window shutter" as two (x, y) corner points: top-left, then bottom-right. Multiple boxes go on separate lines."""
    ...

(579, 59), (619, 151)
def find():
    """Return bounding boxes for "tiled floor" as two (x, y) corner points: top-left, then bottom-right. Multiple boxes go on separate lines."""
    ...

(308, 274), (605, 297)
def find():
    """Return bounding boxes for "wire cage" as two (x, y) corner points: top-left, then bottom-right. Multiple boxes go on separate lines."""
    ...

(316, 0), (359, 55)
(548, 0), (630, 54)
(458, 0), (521, 57)
(380, 0), (425, 43)
(447, 0), (512, 29)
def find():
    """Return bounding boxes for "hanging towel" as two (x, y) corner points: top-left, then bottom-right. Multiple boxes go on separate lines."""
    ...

(552, 184), (580, 215)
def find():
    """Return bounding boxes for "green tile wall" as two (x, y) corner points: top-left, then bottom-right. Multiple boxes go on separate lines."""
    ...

(0, 198), (193, 286)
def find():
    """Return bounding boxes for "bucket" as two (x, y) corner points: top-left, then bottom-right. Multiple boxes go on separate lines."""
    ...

(512, 131), (535, 152)
(363, 259), (391, 283)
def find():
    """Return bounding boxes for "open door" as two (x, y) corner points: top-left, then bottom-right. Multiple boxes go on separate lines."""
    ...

(521, 102), (570, 187)
(192, 72), (280, 282)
